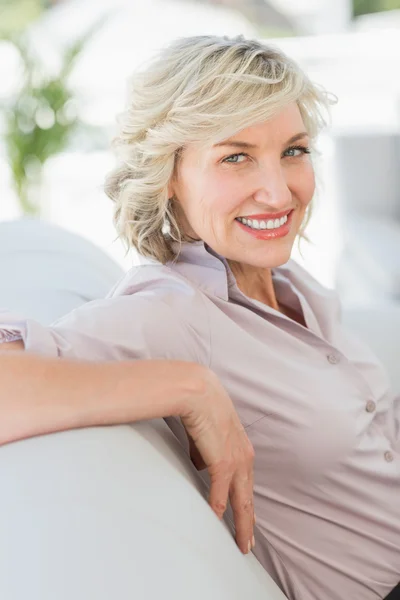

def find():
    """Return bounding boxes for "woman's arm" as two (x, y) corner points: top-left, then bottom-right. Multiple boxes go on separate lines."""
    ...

(1, 340), (24, 351)
(0, 290), (255, 552)
(0, 351), (255, 554)
(0, 351), (193, 445)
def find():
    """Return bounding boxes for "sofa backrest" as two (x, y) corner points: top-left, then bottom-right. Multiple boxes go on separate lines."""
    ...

(0, 219), (124, 323)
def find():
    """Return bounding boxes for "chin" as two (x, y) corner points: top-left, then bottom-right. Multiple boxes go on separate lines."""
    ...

(256, 255), (291, 269)
(245, 243), (293, 269)
(218, 236), (294, 269)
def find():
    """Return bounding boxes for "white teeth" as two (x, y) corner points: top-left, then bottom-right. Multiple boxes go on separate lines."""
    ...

(237, 213), (289, 230)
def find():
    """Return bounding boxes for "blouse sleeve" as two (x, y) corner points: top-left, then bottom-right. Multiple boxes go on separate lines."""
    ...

(0, 294), (208, 365)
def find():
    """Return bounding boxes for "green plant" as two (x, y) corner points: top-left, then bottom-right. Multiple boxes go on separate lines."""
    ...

(0, 0), (45, 37)
(2, 19), (105, 215)
(353, 0), (400, 17)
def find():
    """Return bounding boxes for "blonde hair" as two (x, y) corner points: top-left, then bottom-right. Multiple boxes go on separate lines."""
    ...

(105, 35), (336, 263)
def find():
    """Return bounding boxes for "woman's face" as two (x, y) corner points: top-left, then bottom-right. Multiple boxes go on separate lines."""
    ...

(169, 102), (316, 269)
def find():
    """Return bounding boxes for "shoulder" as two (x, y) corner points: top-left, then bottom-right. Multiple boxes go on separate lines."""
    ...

(109, 263), (196, 296)
(108, 263), (206, 315)
(47, 264), (210, 363)
(101, 263), (211, 359)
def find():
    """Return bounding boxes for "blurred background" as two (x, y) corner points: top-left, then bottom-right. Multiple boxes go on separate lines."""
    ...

(1, 0), (399, 308)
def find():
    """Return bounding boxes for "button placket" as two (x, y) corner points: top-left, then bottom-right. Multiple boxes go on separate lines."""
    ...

(366, 400), (376, 413)
(384, 451), (394, 463)
(327, 353), (340, 365)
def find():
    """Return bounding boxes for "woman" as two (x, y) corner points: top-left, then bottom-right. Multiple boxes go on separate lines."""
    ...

(1, 35), (399, 600)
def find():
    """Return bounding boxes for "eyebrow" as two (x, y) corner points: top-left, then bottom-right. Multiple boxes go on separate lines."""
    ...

(213, 131), (309, 149)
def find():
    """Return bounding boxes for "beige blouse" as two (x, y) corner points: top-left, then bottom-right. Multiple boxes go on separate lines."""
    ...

(1, 241), (399, 600)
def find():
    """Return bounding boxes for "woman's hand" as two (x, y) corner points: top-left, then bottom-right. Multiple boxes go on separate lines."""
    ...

(180, 367), (255, 555)
(0, 353), (255, 553)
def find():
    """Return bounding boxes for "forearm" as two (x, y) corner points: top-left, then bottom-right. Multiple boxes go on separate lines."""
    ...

(0, 340), (24, 351)
(0, 352), (204, 445)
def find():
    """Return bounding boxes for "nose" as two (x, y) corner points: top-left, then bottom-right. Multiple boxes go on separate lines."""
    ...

(252, 164), (292, 209)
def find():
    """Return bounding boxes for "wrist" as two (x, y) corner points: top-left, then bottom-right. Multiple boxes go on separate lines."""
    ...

(98, 359), (209, 422)
(174, 362), (213, 418)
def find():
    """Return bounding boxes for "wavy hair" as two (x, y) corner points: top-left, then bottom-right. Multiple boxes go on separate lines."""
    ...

(104, 35), (336, 263)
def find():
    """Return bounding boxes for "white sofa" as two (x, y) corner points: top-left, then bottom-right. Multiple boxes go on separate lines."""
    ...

(0, 421), (283, 600)
(0, 219), (399, 599)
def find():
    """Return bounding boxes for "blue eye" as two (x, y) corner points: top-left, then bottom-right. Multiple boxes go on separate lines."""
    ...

(284, 145), (311, 158)
(222, 146), (311, 164)
(222, 153), (248, 164)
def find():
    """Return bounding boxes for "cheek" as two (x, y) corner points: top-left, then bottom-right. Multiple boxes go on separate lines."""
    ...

(187, 172), (240, 219)
(292, 163), (315, 206)
(207, 178), (241, 213)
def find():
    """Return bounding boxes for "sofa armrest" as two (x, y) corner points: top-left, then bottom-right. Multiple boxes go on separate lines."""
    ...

(0, 420), (286, 600)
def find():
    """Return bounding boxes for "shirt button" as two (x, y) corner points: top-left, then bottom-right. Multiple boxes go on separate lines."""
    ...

(384, 451), (394, 463)
(327, 353), (340, 365)
(366, 400), (376, 413)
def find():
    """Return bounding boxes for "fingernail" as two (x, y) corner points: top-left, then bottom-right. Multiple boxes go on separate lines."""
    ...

(252, 535), (255, 548)
(247, 540), (251, 553)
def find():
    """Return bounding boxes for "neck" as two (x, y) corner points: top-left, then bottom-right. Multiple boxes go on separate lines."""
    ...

(228, 260), (279, 310)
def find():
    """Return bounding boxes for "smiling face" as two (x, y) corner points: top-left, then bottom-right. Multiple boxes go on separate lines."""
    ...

(169, 102), (316, 269)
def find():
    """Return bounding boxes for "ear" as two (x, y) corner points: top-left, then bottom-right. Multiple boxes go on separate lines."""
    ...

(168, 149), (183, 200)
(167, 181), (174, 199)
(167, 179), (180, 203)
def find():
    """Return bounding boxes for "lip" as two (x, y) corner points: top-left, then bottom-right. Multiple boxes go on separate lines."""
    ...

(235, 209), (294, 240)
(238, 209), (293, 220)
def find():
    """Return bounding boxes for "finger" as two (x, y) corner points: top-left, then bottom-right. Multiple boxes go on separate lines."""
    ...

(229, 468), (254, 554)
(207, 461), (232, 521)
